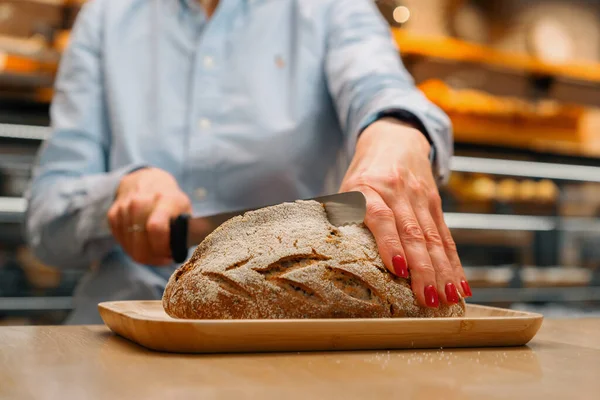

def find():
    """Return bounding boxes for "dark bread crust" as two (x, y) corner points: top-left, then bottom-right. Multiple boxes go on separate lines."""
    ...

(163, 200), (465, 319)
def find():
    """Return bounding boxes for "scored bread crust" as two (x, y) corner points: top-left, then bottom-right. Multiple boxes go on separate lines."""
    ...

(162, 200), (465, 319)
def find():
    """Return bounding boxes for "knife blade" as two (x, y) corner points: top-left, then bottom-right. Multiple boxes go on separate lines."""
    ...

(169, 191), (367, 263)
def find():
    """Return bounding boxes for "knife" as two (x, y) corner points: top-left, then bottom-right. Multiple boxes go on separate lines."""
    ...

(169, 191), (367, 263)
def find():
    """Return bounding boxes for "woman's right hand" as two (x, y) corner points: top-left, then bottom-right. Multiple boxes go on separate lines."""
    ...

(107, 168), (192, 265)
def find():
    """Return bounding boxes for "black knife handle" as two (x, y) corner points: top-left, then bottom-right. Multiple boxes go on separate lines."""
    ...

(170, 214), (190, 264)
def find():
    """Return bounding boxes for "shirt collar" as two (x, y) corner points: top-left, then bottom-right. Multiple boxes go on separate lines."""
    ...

(178, 0), (248, 21)
(180, 0), (203, 13)
(180, 0), (252, 12)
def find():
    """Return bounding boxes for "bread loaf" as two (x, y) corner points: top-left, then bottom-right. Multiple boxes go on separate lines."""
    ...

(162, 200), (465, 319)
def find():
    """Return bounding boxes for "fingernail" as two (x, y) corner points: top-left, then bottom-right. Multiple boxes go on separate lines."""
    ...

(392, 255), (409, 278)
(445, 283), (460, 304)
(424, 285), (439, 308)
(461, 280), (473, 297)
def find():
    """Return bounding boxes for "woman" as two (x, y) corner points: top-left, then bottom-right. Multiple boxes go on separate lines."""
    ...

(25, 0), (471, 324)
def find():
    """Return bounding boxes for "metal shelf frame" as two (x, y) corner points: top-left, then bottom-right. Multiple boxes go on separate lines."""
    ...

(0, 123), (50, 141)
(0, 297), (73, 312)
(0, 197), (27, 223)
(470, 287), (600, 304)
(444, 213), (600, 233)
(451, 156), (600, 183)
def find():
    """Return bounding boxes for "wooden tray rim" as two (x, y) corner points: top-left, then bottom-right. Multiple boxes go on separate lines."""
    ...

(98, 301), (544, 325)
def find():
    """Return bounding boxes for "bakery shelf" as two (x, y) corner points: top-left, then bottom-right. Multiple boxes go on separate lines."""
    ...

(394, 30), (600, 108)
(392, 29), (600, 84)
(445, 213), (555, 231)
(0, 297), (72, 312)
(0, 36), (60, 65)
(451, 156), (600, 183)
(445, 213), (600, 232)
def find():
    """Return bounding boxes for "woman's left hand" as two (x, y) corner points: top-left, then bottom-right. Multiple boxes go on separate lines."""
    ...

(340, 118), (472, 308)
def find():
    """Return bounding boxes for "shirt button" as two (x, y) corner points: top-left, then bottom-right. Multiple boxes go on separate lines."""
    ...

(194, 187), (208, 201)
(198, 118), (211, 130)
(203, 56), (215, 69)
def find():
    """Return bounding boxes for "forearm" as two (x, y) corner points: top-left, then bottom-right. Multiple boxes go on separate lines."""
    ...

(324, 0), (453, 183)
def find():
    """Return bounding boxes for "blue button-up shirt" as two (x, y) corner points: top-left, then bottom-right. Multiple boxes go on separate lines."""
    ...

(25, 0), (451, 323)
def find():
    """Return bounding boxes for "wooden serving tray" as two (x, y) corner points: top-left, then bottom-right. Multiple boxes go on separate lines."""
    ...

(98, 301), (543, 354)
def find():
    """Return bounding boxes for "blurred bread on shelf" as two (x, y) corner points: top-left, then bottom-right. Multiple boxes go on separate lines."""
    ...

(536, 180), (559, 203)
(419, 79), (594, 156)
(447, 172), (559, 205)
(470, 175), (496, 202)
(449, 1), (489, 44)
(521, 267), (592, 288)
(496, 179), (519, 203)
(0, 34), (58, 74)
(16, 247), (61, 290)
(463, 266), (515, 288)
(420, 79), (583, 126)
(488, 0), (600, 64)
(517, 180), (537, 202)
(465, 266), (592, 289)
(0, 0), (64, 39)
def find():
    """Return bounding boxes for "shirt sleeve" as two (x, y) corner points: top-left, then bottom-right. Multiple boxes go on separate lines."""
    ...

(324, 0), (453, 183)
(24, 1), (146, 269)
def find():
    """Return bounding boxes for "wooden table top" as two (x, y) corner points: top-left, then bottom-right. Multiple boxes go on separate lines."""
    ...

(1, 318), (600, 400)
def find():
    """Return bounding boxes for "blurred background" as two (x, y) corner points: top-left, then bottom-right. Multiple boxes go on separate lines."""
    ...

(1, 0), (600, 325)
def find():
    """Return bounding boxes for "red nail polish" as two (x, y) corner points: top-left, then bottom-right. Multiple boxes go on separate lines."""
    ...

(424, 285), (439, 308)
(461, 280), (472, 297)
(445, 283), (460, 304)
(392, 255), (409, 278)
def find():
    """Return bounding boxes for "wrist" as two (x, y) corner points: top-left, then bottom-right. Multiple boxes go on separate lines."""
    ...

(358, 118), (431, 157)
(116, 166), (153, 198)
(107, 165), (149, 201)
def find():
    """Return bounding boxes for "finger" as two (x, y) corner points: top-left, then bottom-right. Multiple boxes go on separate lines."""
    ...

(408, 179), (459, 305)
(107, 202), (124, 248)
(360, 187), (409, 279)
(119, 197), (133, 255)
(146, 204), (173, 260)
(128, 194), (154, 264)
(385, 186), (438, 308)
(146, 193), (192, 261)
(429, 190), (471, 297)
